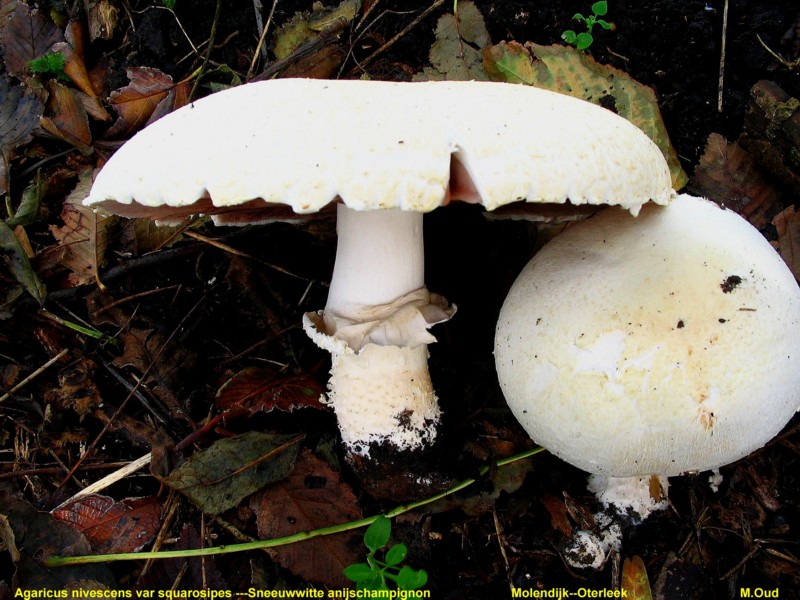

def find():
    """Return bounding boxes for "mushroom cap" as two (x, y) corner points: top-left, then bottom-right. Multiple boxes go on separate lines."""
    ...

(494, 194), (800, 477)
(85, 79), (673, 221)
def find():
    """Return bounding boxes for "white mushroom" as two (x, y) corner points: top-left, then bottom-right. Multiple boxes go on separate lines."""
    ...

(85, 78), (673, 462)
(494, 194), (800, 518)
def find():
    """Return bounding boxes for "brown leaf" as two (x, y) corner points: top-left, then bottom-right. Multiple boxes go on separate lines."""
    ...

(50, 20), (111, 122)
(52, 495), (161, 554)
(84, 0), (119, 42)
(49, 170), (116, 286)
(414, 0), (490, 81)
(57, 20), (97, 96)
(42, 357), (102, 420)
(252, 449), (363, 588)
(0, 488), (115, 588)
(540, 494), (573, 538)
(40, 80), (93, 153)
(0, 74), (44, 153)
(772, 205), (800, 280)
(103, 67), (178, 139)
(621, 555), (653, 600)
(216, 367), (325, 417)
(689, 133), (782, 228)
(0, 2), (64, 78)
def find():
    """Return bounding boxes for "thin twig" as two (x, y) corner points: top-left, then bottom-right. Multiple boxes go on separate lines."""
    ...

(248, 0), (279, 80)
(52, 453), (152, 511)
(57, 293), (210, 489)
(46, 446), (546, 566)
(189, 0), (223, 102)
(350, 0), (445, 73)
(0, 348), (69, 404)
(183, 230), (309, 281)
(717, 0), (729, 112)
(492, 508), (514, 594)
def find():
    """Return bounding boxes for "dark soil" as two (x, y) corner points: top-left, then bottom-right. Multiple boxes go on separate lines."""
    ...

(2, 0), (800, 598)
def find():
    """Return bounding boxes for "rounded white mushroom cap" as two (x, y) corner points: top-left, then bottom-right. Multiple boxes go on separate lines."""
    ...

(494, 194), (800, 477)
(84, 78), (673, 220)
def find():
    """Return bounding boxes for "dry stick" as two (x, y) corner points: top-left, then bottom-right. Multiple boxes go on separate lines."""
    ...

(247, 0), (279, 80)
(52, 453), (153, 511)
(352, 0), (446, 72)
(46, 446), (545, 567)
(717, 0), (729, 112)
(0, 348), (68, 404)
(0, 461), (141, 481)
(492, 508), (514, 594)
(183, 230), (308, 281)
(57, 293), (210, 490)
(189, 0), (223, 102)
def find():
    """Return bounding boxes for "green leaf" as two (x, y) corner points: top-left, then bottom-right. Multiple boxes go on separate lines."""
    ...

(576, 32), (593, 50)
(358, 572), (387, 591)
(597, 19), (614, 30)
(0, 220), (46, 304)
(396, 565), (428, 590)
(592, 1), (608, 16)
(561, 30), (577, 45)
(385, 543), (408, 566)
(573, 13), (585, 21)
(364, 516), (391, 552)
(157, 432), (301, 516)
(7, 172), (43, 227)
(343, 563), (373, 583)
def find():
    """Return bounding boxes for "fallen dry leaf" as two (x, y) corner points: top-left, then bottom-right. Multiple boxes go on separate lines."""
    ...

(216, 367), (325, 417)
(49, 170), (116, 286)
(42, 357), (102, 420)
(103, 67), (185, 139)
(0, 488), (115, 588)
(414, 0), (490, 81)
(0, 74), (44, 153)
(252, 449), (363, 588)
(52, 495), (162, 554)
(690, 132), (782, 228)
(84, 0), (119, 42)
(50, 20), (111, 122)
(622, 555), (653, 600)
(40, 80), (93, 153)
(540, 494), (573, 538)
(772, 205), (800, 279)
(0, 1), (64, 78)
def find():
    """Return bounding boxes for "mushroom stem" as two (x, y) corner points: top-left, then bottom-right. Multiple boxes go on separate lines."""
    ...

(303, 204), (454, 456)
(587, 474), (670, 520)
(324, 205), (425, 319)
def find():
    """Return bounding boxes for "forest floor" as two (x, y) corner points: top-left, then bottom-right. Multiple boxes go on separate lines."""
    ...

(1, 0), (800, 598)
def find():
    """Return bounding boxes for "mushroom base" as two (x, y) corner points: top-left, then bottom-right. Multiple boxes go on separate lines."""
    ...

(323, 342), (441, 454)
(587, 474), (670, 521)
(345, 440), (456, 500)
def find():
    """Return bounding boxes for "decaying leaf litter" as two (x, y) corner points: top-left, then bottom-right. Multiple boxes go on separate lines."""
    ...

(1, 0), (799, 596)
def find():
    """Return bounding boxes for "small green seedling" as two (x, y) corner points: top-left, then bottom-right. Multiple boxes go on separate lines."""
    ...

(562, 1), (614, 51)
(343, 516), (428, 591)
(28, 51), (69, 81)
